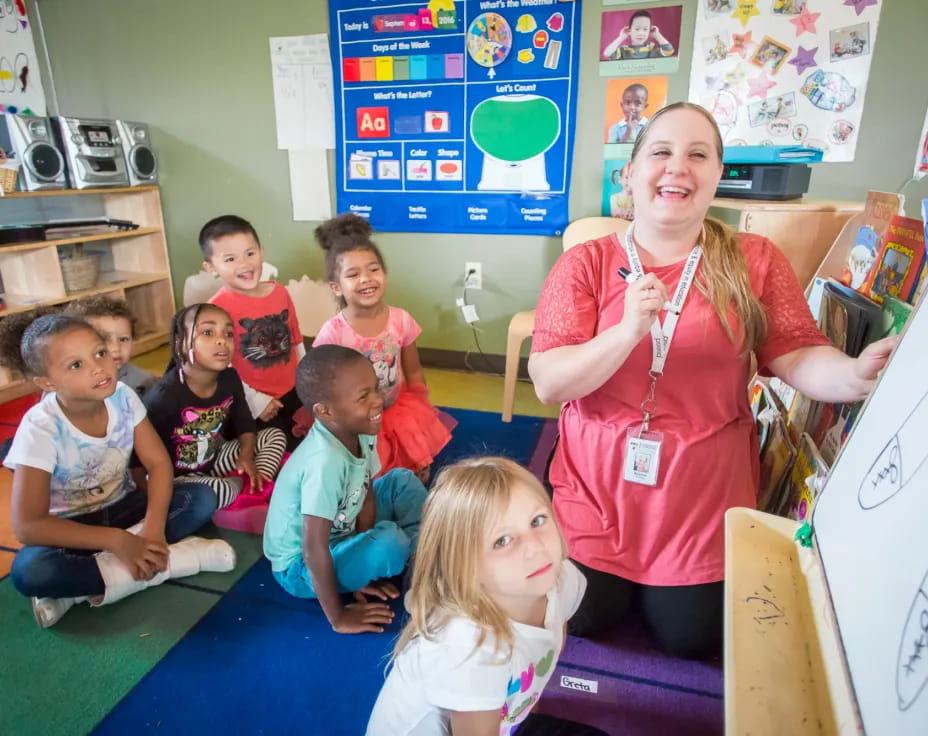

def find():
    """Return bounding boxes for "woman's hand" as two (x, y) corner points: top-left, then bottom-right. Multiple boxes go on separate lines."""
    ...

(620, 273), (669, 344)
(849, 335), (898, 399)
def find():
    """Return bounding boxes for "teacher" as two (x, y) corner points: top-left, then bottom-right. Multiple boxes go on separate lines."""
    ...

(528, 102), (894, 659)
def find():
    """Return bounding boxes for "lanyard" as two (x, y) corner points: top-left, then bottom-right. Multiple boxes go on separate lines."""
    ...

(623, 225), (702, 429)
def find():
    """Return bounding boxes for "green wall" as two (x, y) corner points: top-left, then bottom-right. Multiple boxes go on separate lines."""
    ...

(32, 0), (928, 356)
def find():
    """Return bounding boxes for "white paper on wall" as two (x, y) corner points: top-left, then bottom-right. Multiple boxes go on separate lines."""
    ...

(270, 34), (335, 150)
(687, 0), (883, 163)
(0, 2), (47, 116)
(288, 149), (332, 221)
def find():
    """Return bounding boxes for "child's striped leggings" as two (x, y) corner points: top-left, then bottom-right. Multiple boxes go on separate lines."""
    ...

(175, 427), (288, 508)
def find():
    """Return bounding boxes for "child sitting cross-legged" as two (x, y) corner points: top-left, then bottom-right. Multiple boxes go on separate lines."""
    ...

(0, 311), (235, 629)
(142, 304), (288, 510)
(263, 344), (428, 634)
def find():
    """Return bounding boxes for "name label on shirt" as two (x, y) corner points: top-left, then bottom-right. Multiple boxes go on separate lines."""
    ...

(560, 675), (599, 694)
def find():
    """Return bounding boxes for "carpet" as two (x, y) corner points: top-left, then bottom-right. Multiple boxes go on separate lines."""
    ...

(0, 407), (723, 736)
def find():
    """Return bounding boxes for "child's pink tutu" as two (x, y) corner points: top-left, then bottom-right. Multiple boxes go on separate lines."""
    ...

(293, 383), (455, 475)
(212, 454), (289, 534)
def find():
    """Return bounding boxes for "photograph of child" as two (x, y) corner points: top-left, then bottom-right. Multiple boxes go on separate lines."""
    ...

(603, 76), (668, 145)
(600, 6), (682, 62)
(751, 37), (791, 74)
(772, 0), (807, 14)
(830, 23), (870, 62)
(601, 159), (634, 220)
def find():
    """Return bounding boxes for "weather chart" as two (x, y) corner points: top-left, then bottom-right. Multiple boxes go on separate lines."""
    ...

(328, 0), (581, 235)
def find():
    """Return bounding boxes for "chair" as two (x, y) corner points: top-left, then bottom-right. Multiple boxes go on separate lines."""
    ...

(501, 217), (631, 422)
(285, 275), (338, 339)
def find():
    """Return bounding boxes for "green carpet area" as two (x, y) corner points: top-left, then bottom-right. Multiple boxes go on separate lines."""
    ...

(0, 526), (264, 735)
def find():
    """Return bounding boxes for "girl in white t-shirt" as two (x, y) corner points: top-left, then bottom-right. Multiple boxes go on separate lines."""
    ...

(367, 457), (606, 736)
(0, 312), (236, 629)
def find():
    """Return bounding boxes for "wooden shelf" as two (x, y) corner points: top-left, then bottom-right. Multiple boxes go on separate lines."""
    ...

(0, 226), (162, 255)
(1, 272), (169, 316)
(0, 186), (173, 394)
(0, 185), (159, 198)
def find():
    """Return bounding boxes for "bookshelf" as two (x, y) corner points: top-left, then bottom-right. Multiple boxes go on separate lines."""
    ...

(0, 185), (174, 402)
(710, 198), (864, 289)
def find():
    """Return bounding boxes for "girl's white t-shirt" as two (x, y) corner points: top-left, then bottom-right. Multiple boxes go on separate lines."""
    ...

(366, 560), (586, 736)
(3, 383), (146, 518)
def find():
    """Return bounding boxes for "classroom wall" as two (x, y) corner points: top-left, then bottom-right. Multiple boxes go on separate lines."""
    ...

(30, 0), (928, 356)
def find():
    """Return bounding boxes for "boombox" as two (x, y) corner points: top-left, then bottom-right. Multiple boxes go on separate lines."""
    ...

(116, 120), (158, 186)
(53, 116), (129, 188)
(0, 113), (67, 191)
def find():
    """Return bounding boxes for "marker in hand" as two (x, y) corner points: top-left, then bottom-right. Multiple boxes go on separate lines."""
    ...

(618, 267), (677, 313)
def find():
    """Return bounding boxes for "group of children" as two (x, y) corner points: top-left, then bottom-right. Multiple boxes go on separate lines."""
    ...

(0, 212), (605, 734)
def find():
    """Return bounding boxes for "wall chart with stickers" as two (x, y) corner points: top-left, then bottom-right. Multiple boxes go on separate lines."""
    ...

(0, 0), (46, 116)
(688, 0), (882, 163)
(328, 0), (581, 235)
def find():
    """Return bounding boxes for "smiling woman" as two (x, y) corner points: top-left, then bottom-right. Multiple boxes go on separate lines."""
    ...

(527, 102), (897, 659)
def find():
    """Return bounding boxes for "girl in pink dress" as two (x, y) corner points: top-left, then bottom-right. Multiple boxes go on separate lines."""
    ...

(294, 214), (454, 481)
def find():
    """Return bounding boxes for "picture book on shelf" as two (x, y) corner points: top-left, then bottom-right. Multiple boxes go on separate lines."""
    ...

(864, 214), (926, 305)
(783, 433), (828, 522)
(839, 191), (904, 291)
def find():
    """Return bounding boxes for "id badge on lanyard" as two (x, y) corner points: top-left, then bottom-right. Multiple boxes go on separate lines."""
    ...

(621, 226), (702, 486)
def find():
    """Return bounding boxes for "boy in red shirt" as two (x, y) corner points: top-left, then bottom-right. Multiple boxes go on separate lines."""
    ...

(202, 215), (304, 447)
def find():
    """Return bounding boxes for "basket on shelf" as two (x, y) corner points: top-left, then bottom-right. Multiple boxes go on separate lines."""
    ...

(0, 152), (18, 194)
(59, 244), (102, 293)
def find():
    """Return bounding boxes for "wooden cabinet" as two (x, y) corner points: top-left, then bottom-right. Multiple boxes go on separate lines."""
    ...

(0, 186), (174, 401)
(709, 198), (864, 289)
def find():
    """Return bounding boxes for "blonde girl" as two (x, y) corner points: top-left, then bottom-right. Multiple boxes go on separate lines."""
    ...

(366, 457), (606, 736)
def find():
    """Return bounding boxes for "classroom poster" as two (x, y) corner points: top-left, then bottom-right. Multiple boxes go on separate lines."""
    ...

(687, 0), (883, 162)
(328, 0), (582, 235)
(0, 1), (46, 116)
(602, 76), (668, 155)
(914, 105), (928, 181)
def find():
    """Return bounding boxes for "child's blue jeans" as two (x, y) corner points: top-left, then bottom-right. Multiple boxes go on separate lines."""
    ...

(272, 468), (426, 598)
(10, 481), (217, 599)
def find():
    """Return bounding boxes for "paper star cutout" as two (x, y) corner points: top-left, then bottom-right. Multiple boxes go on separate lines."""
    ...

(729, 31), (754, 58)
(747, 71), (776, 99)
(843, 0), (878, 16)
(731, 0), (760, 29)
(788, 46), (818, 74)
(725, 64), (748, 88)
(790, 7), (821, 36)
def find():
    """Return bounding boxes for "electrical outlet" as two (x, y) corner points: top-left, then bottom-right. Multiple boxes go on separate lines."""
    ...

(464, 261), (482, 290)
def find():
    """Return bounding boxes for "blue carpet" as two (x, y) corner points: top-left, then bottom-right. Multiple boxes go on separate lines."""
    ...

(94, 559), (404, 736)
(432, 407), (546, 472)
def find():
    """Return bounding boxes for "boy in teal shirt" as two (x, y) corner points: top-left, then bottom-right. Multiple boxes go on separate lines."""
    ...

(263, 345), (427, 634)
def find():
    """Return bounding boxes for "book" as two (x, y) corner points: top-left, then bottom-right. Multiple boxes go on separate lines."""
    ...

(913, 199), (928, 306)
(863, 214), (926, 305)
(839, 191), (903, 292)
(783, 434), (829, 521)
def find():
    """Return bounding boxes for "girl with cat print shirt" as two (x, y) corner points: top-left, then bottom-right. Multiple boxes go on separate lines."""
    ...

(298, 213), (453, 481)
(143, 304), (287, 509)
(201, 215), (305, 447)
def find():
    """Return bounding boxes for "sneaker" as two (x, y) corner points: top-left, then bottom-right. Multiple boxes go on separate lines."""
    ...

(32, 596), (79, 628)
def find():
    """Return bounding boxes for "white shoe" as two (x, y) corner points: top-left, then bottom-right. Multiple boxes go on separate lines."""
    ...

(174, 537), (237, 573)
(32, 596), (83, 628)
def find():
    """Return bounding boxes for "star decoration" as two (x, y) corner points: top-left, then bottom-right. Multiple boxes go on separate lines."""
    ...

(731, 0), (760, 29)
(747, 71), (776, 99)
(843, 0), (878, 16)
(788, 46), (818, 74)
(729, 31), (754, 58)
(790, 7), (821, 36)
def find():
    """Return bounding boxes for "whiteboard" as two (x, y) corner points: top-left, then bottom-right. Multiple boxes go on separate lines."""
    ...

(814, 294), (928, 734)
